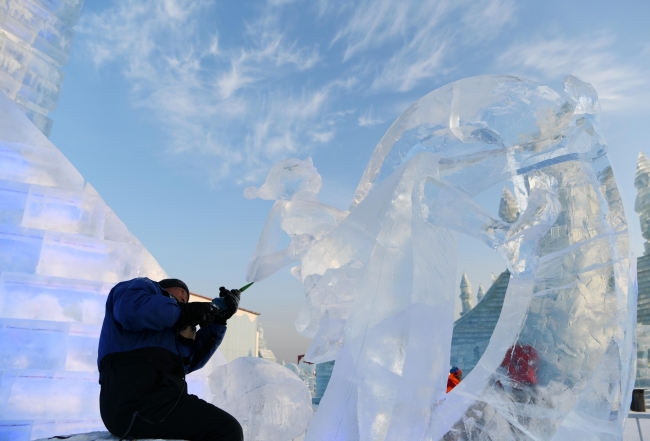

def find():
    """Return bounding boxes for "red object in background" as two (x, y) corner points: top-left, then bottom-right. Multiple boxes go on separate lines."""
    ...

(500, 344), (539, 386)
(447, 374), (460, 393)
(297, 354), (312, 365)
(446, 368), (462, 393)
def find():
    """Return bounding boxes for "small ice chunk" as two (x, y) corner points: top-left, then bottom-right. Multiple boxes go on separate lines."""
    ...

(209, 357), (312, 441)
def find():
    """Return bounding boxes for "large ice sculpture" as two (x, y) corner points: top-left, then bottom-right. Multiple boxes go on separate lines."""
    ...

(0, 0), (84, 136)
(0, 90), (228, 440)
(636, 152), (650, 255)
(210, 357), (313, 441)
(246, 75), (636, 440)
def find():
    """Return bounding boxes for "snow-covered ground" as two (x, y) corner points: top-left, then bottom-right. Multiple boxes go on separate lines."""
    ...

(625, 414), (650, 440)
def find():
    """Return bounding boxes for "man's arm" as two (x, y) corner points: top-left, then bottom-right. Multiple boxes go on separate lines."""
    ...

(186, 323), (227, 373)
(112, 278), (181, 331)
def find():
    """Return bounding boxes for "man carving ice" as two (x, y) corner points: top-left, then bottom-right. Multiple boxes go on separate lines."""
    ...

(97, 277), (244, 441)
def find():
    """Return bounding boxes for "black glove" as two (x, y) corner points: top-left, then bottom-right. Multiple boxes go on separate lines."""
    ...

(175, 302), (217, 331)
(212, 287), (240, 325)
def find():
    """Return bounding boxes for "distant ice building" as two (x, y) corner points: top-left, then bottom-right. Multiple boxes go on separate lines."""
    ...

(459, 272), (473, 316)
(0, 0), (84, 136)
(476, 283), (485, 303)
(312, 360), (335, 407)
(450, 271), (510, 374)
(257, 321), (277, 363)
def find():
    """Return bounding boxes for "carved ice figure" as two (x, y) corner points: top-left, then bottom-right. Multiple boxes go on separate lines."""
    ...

(245, 158), (346, 283)
(246, 75), (635, 440)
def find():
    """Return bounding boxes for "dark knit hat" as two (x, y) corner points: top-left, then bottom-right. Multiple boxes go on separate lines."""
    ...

(158, 278), (190, 296)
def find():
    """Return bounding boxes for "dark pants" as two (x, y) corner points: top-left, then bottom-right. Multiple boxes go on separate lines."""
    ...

(99, 348), (242, 441)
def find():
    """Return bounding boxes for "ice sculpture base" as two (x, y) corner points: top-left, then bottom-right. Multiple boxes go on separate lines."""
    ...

(35, 432), (183, 441)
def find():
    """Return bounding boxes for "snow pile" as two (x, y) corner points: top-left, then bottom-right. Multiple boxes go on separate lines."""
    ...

(209, 357), (313, 441)
(246, 75), (636, 440)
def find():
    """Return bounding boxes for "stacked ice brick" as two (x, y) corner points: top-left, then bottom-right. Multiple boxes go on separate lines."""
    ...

(0, 91), (182, 440)
(0, 0), (83, 136)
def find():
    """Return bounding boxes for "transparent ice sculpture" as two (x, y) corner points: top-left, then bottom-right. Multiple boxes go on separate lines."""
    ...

(246, 75), (636, 440)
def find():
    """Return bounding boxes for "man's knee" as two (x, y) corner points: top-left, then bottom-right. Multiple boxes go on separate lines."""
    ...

(214, 410), (243, 441)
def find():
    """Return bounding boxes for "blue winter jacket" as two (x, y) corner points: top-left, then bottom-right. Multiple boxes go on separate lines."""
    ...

(97, 277), (226, 374)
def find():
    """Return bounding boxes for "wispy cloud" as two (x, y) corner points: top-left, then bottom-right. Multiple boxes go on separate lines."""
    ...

(357, 107), (384, 127)
(79, 0), (328, 183)
(498, 34), (649, 111)
(330, 0), (516, 92)
(78, 0), (519, 183)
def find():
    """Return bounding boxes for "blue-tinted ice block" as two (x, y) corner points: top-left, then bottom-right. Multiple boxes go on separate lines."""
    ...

(66, 323), (101, 372)
(0, 179), (28, 225)
(0, 319), (69, 371)
(0, 273), (110, 324)
(30, 418), (106, 440)
(36, 231), (143, 283)
(21, 186), (106, 238)
(0, 141), (83, 191)
(0, 420), (32, 441)
(0, 224), (43, 274)
(0, 370), (100, 420)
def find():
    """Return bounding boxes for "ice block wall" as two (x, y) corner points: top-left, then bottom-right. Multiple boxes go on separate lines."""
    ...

(0, 91), (221, 440)
(0, 0), (84, 136)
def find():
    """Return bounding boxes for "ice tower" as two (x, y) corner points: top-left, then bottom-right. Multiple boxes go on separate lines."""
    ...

(476, 283), (485, 303)
(459, 272), (473, 316)
(0, 0), (83, 136)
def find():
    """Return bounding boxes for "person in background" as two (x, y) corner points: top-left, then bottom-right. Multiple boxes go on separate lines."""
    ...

(447, 366), (463, 393)
(97, 277), (243, 441)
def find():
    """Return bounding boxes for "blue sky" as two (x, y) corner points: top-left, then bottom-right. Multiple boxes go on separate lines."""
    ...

(49, 0), (650, 363)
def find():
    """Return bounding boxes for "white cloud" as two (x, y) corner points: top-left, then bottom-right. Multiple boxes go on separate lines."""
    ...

(77, 0), (521, 183)
(329, 0), (516, 92)
(78, 0), (327, 183)
(498, 34), (649, 111)
(358, 107), (384, 127)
